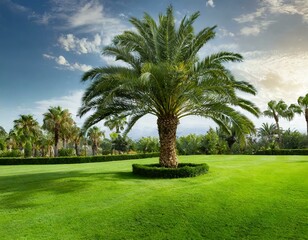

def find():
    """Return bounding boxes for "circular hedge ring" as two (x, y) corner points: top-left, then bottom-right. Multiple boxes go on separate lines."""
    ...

(132, 163), (209, 178)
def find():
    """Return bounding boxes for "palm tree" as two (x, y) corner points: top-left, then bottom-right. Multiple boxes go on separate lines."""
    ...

(13, 114), (40, 156)
(216, 117), (256, 149)
(298, 93), (308, 136)
(7, 128), (22, 151)
(13, 115), (40, 140)
(70, 125), (83, 156)
(0, 126), (7, 151)
(59, 115), (75, 149)
(79, 7), (260, 167)
(87, 126), (104, 156)
(104, 114), (127, 134)
(258, 123), (278, 143)
(263, 100), (302, 144)
(0, 126), (6, 137)
(43, 106), (73, 157)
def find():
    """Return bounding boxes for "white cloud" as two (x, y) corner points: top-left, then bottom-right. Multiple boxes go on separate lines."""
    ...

(198, 43), (239, 58)
(43, 54), (92, 72)
(234, 8), (266, 23)
(239, 20), (273, 36)
(58, 33), (102, 54)
(206, 0), (215, 8)
(57, 55), (70, 66)
(231, 50), (308, 107)
(218, 28), (235, 38)
(1, 0), (29, 13)
(51, 0), (128, 46)
(226, 50), (308, 133)
(235, 0), (308, 36)
(34, 90), (85, 126)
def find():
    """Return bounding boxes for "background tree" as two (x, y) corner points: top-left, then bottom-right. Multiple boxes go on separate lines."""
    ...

(0, 126), (7, 151)
(87, 126), (104, 155)
(59, 115), (75, 149)
(7, 129), (22, 151)
(263, 100), (301, 144)
(200, 128), (220, 154)
(177, 134), (201, 155)
(258, 123), (278, 144)
(136, 137), (160, 153)
(43, 106), (73, 157)
(13, 114), (40, 157)
(297, 93), (308, 136)
(281, 129), (308, 149)
(70, 125), (83, 156)
(104, 114), (127, 134)
(78, 6), (260, 167)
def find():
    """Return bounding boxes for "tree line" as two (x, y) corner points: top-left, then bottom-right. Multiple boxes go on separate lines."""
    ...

(0, 93), (307, 158)
(0, 106), (129, 158)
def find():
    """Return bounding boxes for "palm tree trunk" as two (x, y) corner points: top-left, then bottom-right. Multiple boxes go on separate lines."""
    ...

(275, 118), (281, 145)
(305, 109), (308, 137)
(157, 116), (179, 168)
(75, 142), (80, 156)
(54, 129), (59, 157)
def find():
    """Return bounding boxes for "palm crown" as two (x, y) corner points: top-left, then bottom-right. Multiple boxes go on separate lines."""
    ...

(79, 6), (260, 167)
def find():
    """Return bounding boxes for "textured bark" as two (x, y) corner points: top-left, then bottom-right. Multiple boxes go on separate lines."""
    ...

(54, 128), (59, 157)
(274, 113), (281, 145)
(157, 116), (179, 168)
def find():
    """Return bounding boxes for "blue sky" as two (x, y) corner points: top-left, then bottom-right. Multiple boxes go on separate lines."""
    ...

(0, 0), (308, 139)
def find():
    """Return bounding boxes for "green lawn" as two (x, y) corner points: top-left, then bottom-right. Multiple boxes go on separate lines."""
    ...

(0, 155), (307, 240)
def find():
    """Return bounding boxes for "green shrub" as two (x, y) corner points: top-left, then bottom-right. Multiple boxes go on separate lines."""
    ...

(24, 142), (32, 158)
(0, 150), (22, 157)
(132, 163), (209, 178)
(58, 148), (75, 157)
(255, 149), (308, 155)
(0, 152), (159, 165)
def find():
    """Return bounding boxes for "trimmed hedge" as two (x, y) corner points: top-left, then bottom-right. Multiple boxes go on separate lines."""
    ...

(255, 149), (308, 155)
(132, 163), (209, 178)
(0, 153), (159, 165)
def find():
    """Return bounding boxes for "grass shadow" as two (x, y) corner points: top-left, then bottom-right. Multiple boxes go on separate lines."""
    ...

(287, 160), (308, 163)
(0, 169), (151, 210)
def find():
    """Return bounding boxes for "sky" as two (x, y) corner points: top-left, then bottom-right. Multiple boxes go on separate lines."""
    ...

(0, 0), (308, 139)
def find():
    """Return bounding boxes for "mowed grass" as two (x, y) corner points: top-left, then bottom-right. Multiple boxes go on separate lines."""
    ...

(0, 155), (307, 240)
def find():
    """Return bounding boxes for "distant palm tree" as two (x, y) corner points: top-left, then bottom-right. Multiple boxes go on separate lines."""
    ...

(59, 114), (75, 149)
(13, 115), (40, 140)
(263, 100), (301, 144)
(297, 93), (308, 136)
(43, 106), (73, 157)
(0, 126), (6, 137)
(216, 118), (256, 149)
(0, 126), (7, 150)
(258, 123), (278, 143)
(13, 114), (40, 156)
(87, 126), (104, 156)
(79, 6), (260, 167)
(7, 128), (22, 151)
(70, 125), (83, 156)
(104, 114), (127, 134)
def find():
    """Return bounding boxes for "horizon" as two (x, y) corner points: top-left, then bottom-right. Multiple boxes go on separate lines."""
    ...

(1, 0), (307, 139)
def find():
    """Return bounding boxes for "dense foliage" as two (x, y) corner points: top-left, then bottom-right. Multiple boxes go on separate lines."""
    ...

(132, 163), (209, 178)
(0, 153), (159, 165)
(78, 6), (259, 167)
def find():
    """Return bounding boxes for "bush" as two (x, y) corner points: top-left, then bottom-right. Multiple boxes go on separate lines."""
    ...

(132, 163), (209, 178)
(0, 152), (159, 165)
(0, 150), (22, 157)
(24, 142), (32, 158)
(255, 149), (308, 155)
(58, 148), (75, 157)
